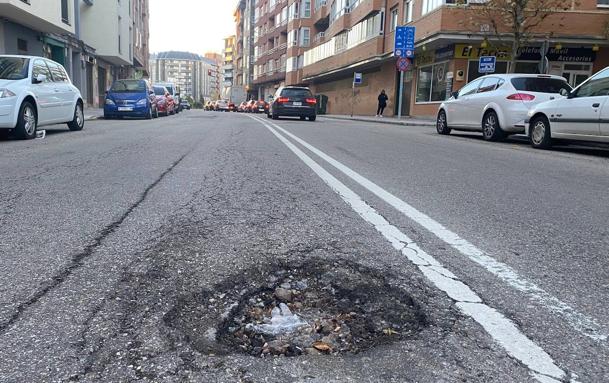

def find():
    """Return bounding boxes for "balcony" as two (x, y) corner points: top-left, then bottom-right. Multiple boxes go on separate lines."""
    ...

(0, 0), (75, 34)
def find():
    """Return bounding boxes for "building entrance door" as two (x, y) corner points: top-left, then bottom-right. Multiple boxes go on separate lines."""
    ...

(561, 64), (592, 88)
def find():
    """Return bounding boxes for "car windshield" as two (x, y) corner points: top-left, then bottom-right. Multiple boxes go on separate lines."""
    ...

(110, 80), (146, 93)
(510, 77), (571, 93)
(164, 86), (174, 95)
(153, 86), (166, 96)
(0, 57), (29, 80)
(281, 88), (313, 97)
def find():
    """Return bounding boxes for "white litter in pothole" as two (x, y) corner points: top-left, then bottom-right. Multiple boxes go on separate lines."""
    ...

(246, 303), (307, 336)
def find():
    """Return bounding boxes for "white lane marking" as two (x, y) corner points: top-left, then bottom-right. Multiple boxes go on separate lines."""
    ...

(249, 115), (568, 383)
(257, 116), (608, 343)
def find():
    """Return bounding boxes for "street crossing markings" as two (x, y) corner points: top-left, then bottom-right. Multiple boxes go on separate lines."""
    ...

(255, 116), (608, 344)
(248, 115), (570, 383)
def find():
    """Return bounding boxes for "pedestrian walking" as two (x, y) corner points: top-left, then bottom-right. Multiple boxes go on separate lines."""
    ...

(376, 90), (388, 117)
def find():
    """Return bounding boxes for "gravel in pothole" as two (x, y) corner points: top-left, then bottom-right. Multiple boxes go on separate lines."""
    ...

(213, 261), (427, 357)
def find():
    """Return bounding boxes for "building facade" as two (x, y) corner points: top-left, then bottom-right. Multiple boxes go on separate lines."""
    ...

(150, 51), (219, 102)
(235, 0), (257, 99)
(236, 0), (609, 117)
(0, 0), (150, 109)
(252, 0), (289, 101)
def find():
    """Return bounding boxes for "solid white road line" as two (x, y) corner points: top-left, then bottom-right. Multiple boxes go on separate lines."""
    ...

(249, 115), (568, 383)
(257, 116), (608, 343)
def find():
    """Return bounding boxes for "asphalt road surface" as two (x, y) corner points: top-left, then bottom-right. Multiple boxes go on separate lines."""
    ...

(0, 110), (607, 382)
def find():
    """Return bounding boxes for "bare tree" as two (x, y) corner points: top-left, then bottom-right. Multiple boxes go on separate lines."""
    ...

(465, 0), (573, 72)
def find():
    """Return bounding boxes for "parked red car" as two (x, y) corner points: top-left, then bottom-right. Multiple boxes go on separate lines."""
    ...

(228, 102), (236, 112)
(253, 100), (268, 114)
(153, 85), (175, 116)
(245, 100), (257, 113)
(238, 102), (248, 112)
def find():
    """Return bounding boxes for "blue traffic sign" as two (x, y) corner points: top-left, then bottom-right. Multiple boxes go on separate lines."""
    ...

(479, 56), (496, 73)
(395, 26), (415, 58)
(353, 72), (363, 85)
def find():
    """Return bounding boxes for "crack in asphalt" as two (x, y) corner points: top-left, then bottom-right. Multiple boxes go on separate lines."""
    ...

(0, 152), (191, 335)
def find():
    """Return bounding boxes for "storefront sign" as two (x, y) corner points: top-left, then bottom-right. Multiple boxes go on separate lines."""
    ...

(415, 52), (434, 67)
(455, 44), (511, 60)
(518, 47), (596, 62)
(435, 45), (455, 61)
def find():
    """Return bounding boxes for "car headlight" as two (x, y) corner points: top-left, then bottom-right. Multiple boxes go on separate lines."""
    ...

(0, 89), (16, 98)
(105, 98), (115, 105)
(136, 99), (148, 106)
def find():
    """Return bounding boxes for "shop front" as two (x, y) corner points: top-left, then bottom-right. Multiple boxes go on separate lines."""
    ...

(408, 42), (608, 118)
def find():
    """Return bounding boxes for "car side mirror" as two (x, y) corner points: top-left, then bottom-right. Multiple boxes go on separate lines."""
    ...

(33, 74), (47, 84)
(559, 88), (570, 97)
(451, 91), (459, 99)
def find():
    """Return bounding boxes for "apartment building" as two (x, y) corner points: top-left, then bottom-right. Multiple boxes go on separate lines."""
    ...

(235, 0), (257, 99)
(150, 51), (219, 102)
(0, 1), (150, 108)
(132, 0), (150, 77)
(275, 0), (609, 117)
(252, 0), (289, 100)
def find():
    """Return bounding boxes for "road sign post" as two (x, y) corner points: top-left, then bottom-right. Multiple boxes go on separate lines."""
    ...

(394, 27), (415, 119)
(352, 73), (363, 117)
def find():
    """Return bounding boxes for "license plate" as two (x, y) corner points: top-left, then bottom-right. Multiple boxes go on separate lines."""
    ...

(118, 107), (133, 111)
(259, 108), (265, 111)
(293, 102), (302, 106)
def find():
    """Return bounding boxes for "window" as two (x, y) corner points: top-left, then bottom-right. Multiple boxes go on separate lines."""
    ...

(477, 77), (500, 93)
(404, 0), (413, 23)
(511, 77), (571, 94)
(572, 69), (609, 97)
(32, 60), (52, 82)
(301, 0), (311, 17)
(17, 38), (28, 53)
(416, 62), (450, 102)
(61, 0), (69, 23)
(118, 17), (122, 54)
(598, 0), (609, 6)
(390, 7), (398, 31)
(300, 27), (310, 47)
(458, 78), (482, 97)
(46, 61), (68, 82)
(467, 60), (508, 82)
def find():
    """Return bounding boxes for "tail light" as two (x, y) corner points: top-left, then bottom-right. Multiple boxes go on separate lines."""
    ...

(507, 93), (536, 101)
(306, 98), (317, 104)
(277, 97), (289, 103)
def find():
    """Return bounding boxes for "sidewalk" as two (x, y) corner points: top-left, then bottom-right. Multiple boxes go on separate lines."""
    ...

(84, 108), (104, 121)
(322, 114), (436, 127)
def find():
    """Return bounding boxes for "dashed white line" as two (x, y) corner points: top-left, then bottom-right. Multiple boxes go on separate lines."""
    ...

(258, 116), (608, 343)
(249, 115), (568, 383)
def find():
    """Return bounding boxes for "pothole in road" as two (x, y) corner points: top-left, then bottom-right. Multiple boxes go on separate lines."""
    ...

(165, 259), (427, 357)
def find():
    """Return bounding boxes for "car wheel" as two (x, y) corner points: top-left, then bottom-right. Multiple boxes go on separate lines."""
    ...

(68, 102), (85, 131)
(300, 116), (306, 121)
(15, 101), (37, 139)
(436, 110), (451, 135)
(146, 106), (153, 120)
(482, 110), (505, 141)
(267, 112), (272, 119)
(530, 116), (552, 149)
(309, 116), (316, 122)
(272, 114), (279, 120)
(153, 107), (159, 119)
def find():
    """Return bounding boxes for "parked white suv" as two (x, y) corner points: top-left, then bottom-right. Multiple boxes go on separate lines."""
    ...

(437, 74), (571, 141)
(0, 55), (84, 139)
(527, 67), (609, 149)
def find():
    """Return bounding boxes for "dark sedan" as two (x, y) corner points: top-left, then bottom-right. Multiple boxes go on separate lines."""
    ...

(270, 86), (316, 121)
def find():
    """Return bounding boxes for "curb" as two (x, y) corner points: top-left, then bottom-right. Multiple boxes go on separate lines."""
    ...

(321, 115), (436, 127)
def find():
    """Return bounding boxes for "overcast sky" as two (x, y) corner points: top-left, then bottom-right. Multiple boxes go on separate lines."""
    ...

(149, 0), (236, 55)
